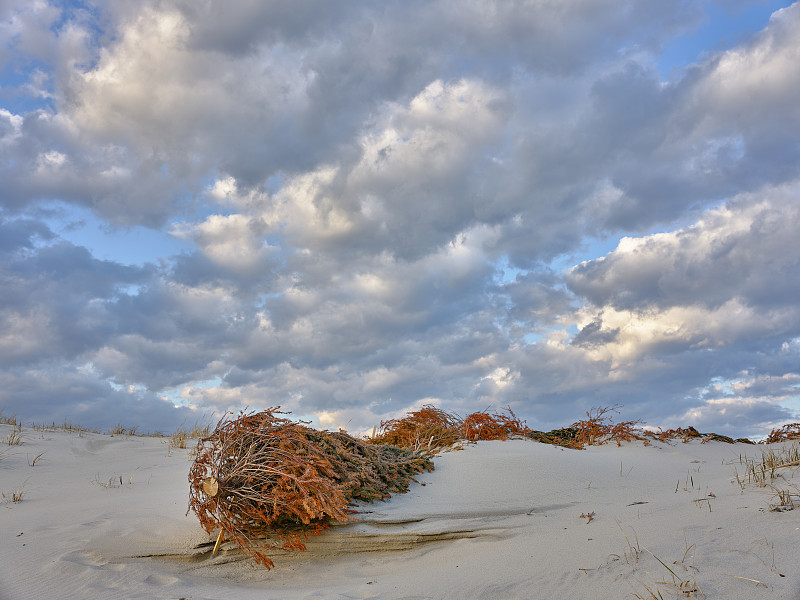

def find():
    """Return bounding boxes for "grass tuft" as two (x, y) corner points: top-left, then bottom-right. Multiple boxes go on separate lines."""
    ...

(618, 524), (704, 599)
(93, 474), (132, 489)
(6, 427), (24, 446)
(629, 548), (704, 599)
(168, 420), (212, 453)
(732, 442), (800, 510)
(27, 451), (45, 467)
(0, 411), (17, 426)
(2, 487), (25, 503)
(110, 423), (137, 436)
(733, 442), (800, 487)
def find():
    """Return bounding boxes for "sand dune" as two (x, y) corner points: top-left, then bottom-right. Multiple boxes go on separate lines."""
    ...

(1, 422), (799, 599)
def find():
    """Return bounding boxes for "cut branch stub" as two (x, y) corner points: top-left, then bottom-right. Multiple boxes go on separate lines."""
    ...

(202, 477), (218, 497)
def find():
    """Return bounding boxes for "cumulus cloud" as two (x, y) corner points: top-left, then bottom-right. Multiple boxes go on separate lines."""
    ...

(567, 185), (800, 314)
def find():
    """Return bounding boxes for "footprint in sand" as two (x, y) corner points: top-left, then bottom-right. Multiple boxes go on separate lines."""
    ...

(144, 573), (180, 586)
(61, 550), (108, 568)
(60, 550), (126, 571)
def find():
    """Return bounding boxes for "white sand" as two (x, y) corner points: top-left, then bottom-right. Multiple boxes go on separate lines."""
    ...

(1, 422), (799, 599)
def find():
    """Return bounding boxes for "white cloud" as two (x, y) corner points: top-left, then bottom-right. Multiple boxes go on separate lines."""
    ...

(691, 4), (800, 125)
(568, 183), (800, 312)
(188, 214), (273, 275)
(0, 109), (23, 145)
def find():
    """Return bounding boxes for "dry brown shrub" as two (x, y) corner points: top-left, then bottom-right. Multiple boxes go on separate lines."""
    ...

(462, 407), (530, 441)
(644, 426), (746, 445)
(187, 409), (433, 569)
(525, 427), (585, 449)
(371, 405), (464, 449)
(645, 426), (700, 444)
(570, 405), (645, 447)
(765, 423), (800, 444)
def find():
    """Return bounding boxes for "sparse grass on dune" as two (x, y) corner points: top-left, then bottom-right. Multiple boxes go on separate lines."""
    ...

(169, 430), (190, 451)
(170, 420), (213, 449)
(110, 423), (138, 436)
(0, 411), (18, 426)
(92, 473), (135, 489)
(733, 442), (800, 487)
(617, 522), (705, 599)
(11, 415), (212, 446)
(30, 420), (97, 436)
(733, 441), (800, 510)
(6, 418), (197, 457)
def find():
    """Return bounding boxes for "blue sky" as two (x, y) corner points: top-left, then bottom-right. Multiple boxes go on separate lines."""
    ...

(1, 0), (799, 438)
(657, 1), (791, 75)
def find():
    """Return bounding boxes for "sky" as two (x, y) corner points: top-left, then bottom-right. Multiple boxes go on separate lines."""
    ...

(1, 0), (799, 439)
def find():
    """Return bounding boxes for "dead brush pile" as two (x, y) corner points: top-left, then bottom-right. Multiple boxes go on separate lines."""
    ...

(187, 409), (432, 569)
(371, 405), (534, 449)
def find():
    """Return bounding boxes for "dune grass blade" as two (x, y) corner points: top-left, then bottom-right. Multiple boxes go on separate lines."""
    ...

(724, 574), (767, 587)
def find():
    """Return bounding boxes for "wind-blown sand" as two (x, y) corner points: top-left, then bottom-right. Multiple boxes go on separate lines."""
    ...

(1, 422), (799, 599)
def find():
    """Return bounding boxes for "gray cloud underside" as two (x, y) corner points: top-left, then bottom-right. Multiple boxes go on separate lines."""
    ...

(1, 0), (799, 437)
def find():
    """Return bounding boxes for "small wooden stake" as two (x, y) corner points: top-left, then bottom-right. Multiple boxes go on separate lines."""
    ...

(212, 529), (224, 557)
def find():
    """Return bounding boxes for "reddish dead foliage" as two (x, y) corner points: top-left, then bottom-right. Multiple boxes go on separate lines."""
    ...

(372, 405), (533, 448)
(569, 405), (646, 447)
(462, 407), (530, 441)
(643, 426), (744, 445)
(373, 404), (650, 450)
(371, 405), (463, 449)
(645, 426), (702, 444)
(765, 423), (800, 444)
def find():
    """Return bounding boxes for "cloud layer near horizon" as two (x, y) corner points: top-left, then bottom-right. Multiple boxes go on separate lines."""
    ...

(1, 0), (799, 437)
